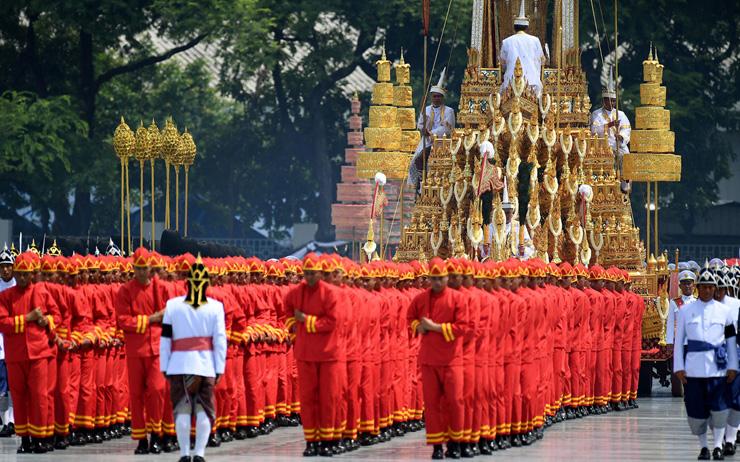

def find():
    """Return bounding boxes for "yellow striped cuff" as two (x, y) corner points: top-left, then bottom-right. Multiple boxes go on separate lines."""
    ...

(445, 323), (455, 341)
(410, 320), (420, 334)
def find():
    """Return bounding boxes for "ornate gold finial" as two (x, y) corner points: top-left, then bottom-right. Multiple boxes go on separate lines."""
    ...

(113, 116), (135, 160)
(648, 41), (654, 61)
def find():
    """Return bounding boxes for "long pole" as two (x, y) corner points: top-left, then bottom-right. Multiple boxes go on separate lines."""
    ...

(645, 182), (651, 260)
(120, 159), (125, 252)
(654, 181), (659, 257)
(125, 161), (132, 254)
(151, 160), (156, 250)
(422, 36), (429, 186)
(184, 167), (189, 237)
(139, 160), (144, 248)
(175, 166), (180, 232)
(165, 161), (171, 229)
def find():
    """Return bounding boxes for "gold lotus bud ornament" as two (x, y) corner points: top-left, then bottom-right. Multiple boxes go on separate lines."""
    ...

(161, 118), (181, 166)
(113, 117), (135, 160)
(181, 129), (197, 167)
(134, 121), (153, 162)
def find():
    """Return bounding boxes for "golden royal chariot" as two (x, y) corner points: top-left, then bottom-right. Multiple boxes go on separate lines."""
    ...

(349, 0), (682, 392)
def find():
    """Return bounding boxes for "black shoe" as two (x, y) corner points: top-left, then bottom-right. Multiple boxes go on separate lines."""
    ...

(445, 442), (461, 459)
(545, 416), (554, 427)
(495, 436), (506, 451)
(219, 429), (233, 443)
(17, 436), (32, 453)
(511, 434), (522, 447)
(207, 432), (221, 448)
(611, 402), (622, 412)
(234, 428), (248, 440)
(303, 441), (318, 457)
(32, 440), (48, 454)
(193, 456), (205, 462)
(134, 438), (149, 454)
(460, 443), (475, 458)
(724, 442), (736, 456)
(149, 436), (162, 454)
(521, 431), (533, 446)
(488, 438), (498, 452)
(714, 447), (725, 460)
(163, 436), (177, 452)
(245, 426), (259, 438)
(331, 441), (342, 455)
(432, 444), (445, 459)
(277, 415), (292, 427)
(92, 430), (103, 444)
(698, 447), (711, 460)
(472, 442), (481, 456)
(478, 440), (492, 455)
(0, 422), (15, 437)
(318, 441), (333, 457)
(54, 436), (69, 450)
(179, 457), (192, 462)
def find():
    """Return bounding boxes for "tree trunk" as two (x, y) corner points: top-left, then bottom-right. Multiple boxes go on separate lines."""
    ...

(309, 103), (334, 241)
(72, 28), (96, 235)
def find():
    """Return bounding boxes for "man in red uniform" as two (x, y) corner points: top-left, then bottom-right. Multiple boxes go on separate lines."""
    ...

(114, 247), (169, 454)
(407, 257), (469, 460)
(284, 253), (341, 457)
(0, 252), (61, 453)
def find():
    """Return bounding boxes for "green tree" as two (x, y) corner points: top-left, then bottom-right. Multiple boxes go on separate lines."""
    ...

(578, 0), (740, 236)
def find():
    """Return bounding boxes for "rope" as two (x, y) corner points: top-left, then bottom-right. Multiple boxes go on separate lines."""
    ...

(589, 0), (606, 67)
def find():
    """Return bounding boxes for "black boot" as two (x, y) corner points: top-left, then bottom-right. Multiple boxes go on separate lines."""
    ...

(0, 422), (15, 437)
(148, 434), (163, 454)
(445, 441), (461, 459)
(460, 442), (475, 458)
(207, 431), (221, 448)
(17, 436), (32, 453)
(478, 439), (493, 455)
(234, 427), (248, 440)
(54, 435), (69, 450)
(31, 438), (48, 454)
(134, 438), (149, 454)
(163, 435), (178, 452)
(713, 446), (725, 460)
(432, 444), (444, 459)
(698, 447), (711, 460)
(318, 441), (333, 457)
(303, 441), (318, 457)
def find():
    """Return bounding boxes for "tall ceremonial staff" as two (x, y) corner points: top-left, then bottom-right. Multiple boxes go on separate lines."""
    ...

(113, 117), (135, 255)
(149, 120), (163, 250)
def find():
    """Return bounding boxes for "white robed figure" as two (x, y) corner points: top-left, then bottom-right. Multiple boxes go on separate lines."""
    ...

(498, 0), (545, 95)
(487, 181), (534, 260)
(590, 78), (632, 191)
(407, 67), (455, 190)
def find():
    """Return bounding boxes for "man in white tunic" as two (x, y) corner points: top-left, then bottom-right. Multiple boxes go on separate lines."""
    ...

(667, 270), (698, 345)
(408, 67), (455, 192)
(501, 186), (534, 260)
(498, 0), (545, 95)
(715, 268), (740, 455)
(160, 255), (227, 462)
(590, 82), (632, 192)
(674, 268), (739, 461)
(0, 245), (15, 437)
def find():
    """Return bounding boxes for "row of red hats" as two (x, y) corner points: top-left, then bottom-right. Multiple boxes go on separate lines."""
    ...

(12, 247), (631, 283)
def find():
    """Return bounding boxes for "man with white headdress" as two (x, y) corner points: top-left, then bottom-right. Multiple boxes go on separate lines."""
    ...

(498, 0), (546, 96)
(666, 270), (697, 397)
(590, 78), (632, 192)
(0, 245), (15, 437)
(674, 268), (738, 461)
(715, 267), (740, 456)
(408, 67), (456, 192)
